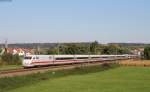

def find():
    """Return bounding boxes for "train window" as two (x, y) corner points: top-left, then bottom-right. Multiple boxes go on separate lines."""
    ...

(56, 57), (74, 60)
(33, 57), (36, 60)
(24, 57), (32, 60)
(91, 57), (99, 59)
(36, 57), (39, 59)
(77, 57), (88, 59)
(102, 57), (108, 58)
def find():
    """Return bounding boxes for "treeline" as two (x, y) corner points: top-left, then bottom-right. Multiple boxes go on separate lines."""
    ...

(143, 46), (150, 60)
(1, 42), (147, 49)
(109, 43), (150, 49)
(46, 41), (131, 55)
(0, 53), (22, 65)
(0, 42), (89, 49)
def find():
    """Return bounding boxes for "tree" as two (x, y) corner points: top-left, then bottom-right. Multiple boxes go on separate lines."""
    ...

(64, 44), (79, 54)
(1, 53), (21, 65)
(90, 41), (99, 54)
(101, 44), (130, 55)
(144, 46), (150, 60)
(46, 48), (58, 55)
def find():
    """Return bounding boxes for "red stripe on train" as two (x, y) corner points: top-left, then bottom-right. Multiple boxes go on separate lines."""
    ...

(31, 60), (81, 64)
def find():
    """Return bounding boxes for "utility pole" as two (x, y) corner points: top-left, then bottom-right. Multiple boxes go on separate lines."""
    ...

(88, 43), (91, 63)
(115, 47), (118, 63)
(57, 43), (60, 55)
(37, 45), (40, 55)
(4, 39), (8, 53)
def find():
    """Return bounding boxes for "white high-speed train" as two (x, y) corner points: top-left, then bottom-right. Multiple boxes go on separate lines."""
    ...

(23, 54), (136, 67)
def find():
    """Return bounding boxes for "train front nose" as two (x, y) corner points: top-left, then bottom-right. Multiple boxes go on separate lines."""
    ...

(23, 60), (32, 67)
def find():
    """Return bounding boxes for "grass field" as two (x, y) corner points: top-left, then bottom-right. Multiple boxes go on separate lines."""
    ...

(6, 66), (150, 92)
(0, 65), (21, 71)
(0, 64), (117, 92)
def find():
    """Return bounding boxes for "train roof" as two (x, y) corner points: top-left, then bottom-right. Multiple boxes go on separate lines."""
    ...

(25, 54), (136, 58)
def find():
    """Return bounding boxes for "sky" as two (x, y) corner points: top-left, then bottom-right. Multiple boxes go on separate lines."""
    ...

(0, 0), (150, 43)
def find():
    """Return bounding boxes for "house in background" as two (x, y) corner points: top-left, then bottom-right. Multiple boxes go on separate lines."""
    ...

(131, 48), (144, 56)
(7, 48), (35, 56)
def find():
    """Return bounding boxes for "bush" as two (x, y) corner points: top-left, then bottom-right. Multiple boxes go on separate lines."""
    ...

(144, 46), (150, 60)
(1, 53), (22, 65)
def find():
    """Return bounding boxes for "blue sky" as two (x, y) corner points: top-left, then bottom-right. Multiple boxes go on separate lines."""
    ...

(0, 0), (150, 43)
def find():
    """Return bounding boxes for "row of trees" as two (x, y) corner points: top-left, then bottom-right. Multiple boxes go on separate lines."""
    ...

(46, 41), (131, 55)
(143, 46), (150, 60)
(0, 53), (22, 65)
(0, 48), (22, 65)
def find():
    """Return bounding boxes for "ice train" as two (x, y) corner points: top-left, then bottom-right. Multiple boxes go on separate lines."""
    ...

(23, 54), (137, 67)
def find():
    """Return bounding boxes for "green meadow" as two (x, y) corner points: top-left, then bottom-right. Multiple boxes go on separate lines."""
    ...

(0, 65), (21, 71)
(1, 64), (150, 92)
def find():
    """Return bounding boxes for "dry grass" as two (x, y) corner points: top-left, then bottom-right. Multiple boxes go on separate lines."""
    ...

(118, 59), (150, 67)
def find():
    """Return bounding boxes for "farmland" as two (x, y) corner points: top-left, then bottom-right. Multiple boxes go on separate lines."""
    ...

(2, 65), (150, 92)
(119, 60), (150, 66)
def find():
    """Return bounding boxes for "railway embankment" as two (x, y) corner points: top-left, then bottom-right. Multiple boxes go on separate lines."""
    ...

(0, 63), (119, 92)
(0, 61), (115, 78)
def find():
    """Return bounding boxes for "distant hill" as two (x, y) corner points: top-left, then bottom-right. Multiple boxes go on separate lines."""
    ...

(108, 43), (150, 48)
(0, 42), (149, 49)
(0, 43), (57, 49)
(0, 42), (90, 49)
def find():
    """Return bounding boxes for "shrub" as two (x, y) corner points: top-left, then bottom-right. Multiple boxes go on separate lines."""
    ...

(1, 53), (22, 65)
(144, 46), (150, 60)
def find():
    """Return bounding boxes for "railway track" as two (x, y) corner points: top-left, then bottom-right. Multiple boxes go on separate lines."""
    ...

(0, 59), (125, 78)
